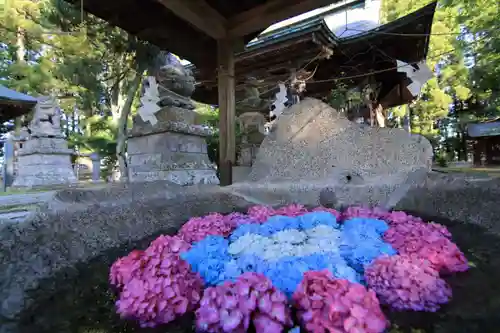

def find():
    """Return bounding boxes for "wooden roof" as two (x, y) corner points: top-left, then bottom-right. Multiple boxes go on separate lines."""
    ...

(468, 121), (500, 138)
(67, 0), (346, 70)
(307, 1), (437, 106)
(0, 86), (37, 122)
(192, 1), (437, 106)
(190, 0), (365, 103)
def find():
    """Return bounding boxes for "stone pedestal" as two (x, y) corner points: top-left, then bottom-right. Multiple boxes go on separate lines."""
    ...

(12, 137), (77, 188)
(237, 143), (260, 167)
(128, 106), (219, 185)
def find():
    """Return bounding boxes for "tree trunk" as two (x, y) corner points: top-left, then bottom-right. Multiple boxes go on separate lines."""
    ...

(374, 103), (386, 127)
(15, 27), (25, 64)
(115, 71), (143, 182)
(14, 27), (26, 134)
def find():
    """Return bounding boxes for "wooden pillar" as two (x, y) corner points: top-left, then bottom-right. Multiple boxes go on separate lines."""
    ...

(217, 38), (236, 186)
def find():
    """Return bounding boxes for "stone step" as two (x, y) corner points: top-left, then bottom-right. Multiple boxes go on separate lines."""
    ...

(0, 210), (32, 225)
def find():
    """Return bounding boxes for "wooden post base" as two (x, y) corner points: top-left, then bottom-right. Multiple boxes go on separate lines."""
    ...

(218, 160), (233, 186)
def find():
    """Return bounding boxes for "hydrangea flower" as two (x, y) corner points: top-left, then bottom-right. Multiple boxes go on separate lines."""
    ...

(384, 220), (468, 274)
(114, 235), (203, 327)
(342, 217), (390, 235)
(181, 236), (231, 286)
(293, 270), (388, 333)
(312, 206), (340, 218)
(224, 254), (269, 280)
(196, 272), (293, 333)
(340, 218), (397, 272)
(365, 255), (452, 312)
(225, 212), (259, 227)
(383, 210), (424, 225)
(262, 253), (359, 297)
(228, 225), (342, 261)
(275, 204), (309, 217)
(111, 205), (470, 330)
(110, 249), (144, 290)
(248, 205), (277, 222)
(341, 206), (389, 221)
(298, 212), (339, 230)
(178, 213), (234, 244)
(229, 212), (338, 241)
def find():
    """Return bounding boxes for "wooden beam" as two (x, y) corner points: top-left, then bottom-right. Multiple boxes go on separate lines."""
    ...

(156, 0), (227, 39)
(217, 38), (237, 186)
(228, 0), (340, 37)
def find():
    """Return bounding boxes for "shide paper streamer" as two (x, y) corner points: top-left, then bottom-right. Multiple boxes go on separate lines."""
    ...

(109, 205), (469, 332)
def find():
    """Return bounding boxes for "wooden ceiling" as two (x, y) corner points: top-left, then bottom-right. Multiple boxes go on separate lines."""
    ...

(191, 1), (437, 105)
(66, 0), (346, 70)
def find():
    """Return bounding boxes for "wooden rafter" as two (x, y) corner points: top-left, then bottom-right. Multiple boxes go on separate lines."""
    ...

(227, 0), (340, 37)
(156, 0), (226, 39)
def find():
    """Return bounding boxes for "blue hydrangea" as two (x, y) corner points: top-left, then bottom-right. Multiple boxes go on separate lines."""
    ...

(259, 253), (360, 297)
(342, 217), (390, 235)
(229, 223), (266, 241)
(298, 212), (339, 230)
(181, 235), (231, 286)
(259, 215), (301, 235)
(339, 218), (397, 272)
(181, 214), (396, 295)
(229, 212), (338, 242)
(223, 254), (269, 281)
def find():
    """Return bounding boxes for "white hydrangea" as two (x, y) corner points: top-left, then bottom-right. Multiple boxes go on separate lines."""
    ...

(228, 225), (342, 261)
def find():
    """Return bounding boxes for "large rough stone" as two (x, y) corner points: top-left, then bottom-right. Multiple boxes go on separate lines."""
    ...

(396, 172), (500, 233)
(228, 172), (500, 233)
(0, 182), (251, 330)
(249, 98), (433, 183)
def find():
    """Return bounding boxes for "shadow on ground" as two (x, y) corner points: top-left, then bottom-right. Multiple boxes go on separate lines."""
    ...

(16, 212), (500, 333)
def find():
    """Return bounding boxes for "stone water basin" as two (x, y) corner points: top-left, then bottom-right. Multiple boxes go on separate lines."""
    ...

(2, 174), (500, 333)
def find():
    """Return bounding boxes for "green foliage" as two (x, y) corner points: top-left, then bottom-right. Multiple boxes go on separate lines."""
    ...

(328, 82), (363, 111)
(381, 0), (499, 163)
(195, 104), (244, 170)
(68, 115), (118, 178)
(381, 0), (465, 137)
(196, 105), (220, 165)
(0, 0), (162, 180)
(435, 152), (449, 167)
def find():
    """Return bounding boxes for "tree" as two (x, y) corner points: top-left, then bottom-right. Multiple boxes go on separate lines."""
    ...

(381, 0), (469, 143)
(0, 0), (165, 181)
(43, 0), (161, 180)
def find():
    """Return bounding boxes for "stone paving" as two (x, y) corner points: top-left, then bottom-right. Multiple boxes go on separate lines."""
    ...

(0, 191), (55, 225)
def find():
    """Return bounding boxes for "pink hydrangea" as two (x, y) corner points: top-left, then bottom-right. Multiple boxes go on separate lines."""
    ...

(312, 206), (340, 218)
(224, 212), (259, 227)
(196, 272), (292, 333)
(114, 235), (203, 327)
(292, 270), (388, 333)
(341, 206), (389, 221)
(383, 210), (424, 225)
(365, 255), (452, 312)
(178, 213), (234, 243)
(247, 205), (277, 223)
(275, 204), (309, 217)
(382, 211), (452, 238)
(110, 249), (144, 290)
(384, 221), (468, 274)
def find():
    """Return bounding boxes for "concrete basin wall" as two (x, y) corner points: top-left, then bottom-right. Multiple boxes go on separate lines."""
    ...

(1, 173), (499, 333)
(0, 182), (252, 332)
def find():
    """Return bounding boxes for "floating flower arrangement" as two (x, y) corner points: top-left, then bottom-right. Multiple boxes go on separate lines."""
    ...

(109, 205), (469, 332)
